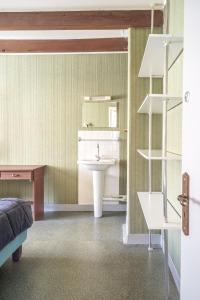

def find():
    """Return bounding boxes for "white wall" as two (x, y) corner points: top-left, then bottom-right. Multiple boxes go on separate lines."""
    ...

(181, 1), (200, 299)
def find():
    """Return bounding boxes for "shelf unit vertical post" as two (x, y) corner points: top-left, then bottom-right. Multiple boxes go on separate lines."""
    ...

(162, 40), (169, 297)
(151, 6), (154, 34)
(148, 75), (153, 251)
(149, 75), (153, 194)
(162, 42), (169, 222)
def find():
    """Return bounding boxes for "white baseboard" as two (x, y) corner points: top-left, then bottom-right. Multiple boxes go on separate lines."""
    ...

(122, 224), (161, 245)
(45, 203), (126, 212)
(122, 224), (180, 292)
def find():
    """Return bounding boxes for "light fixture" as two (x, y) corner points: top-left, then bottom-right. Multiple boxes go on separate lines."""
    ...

(84, 96), (112, 102)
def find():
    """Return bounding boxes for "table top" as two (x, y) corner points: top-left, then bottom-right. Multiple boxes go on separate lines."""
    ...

(0, 165), (46, 171)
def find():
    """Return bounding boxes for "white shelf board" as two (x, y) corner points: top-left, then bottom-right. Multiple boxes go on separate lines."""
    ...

(137, 192), (181, 230)
(137, 149), (182, 160)
(138, 94), (182, 114)
(138, 34), (183, 78)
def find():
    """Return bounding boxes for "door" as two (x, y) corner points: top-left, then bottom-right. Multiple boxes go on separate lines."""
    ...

(181, 1), (200, 299)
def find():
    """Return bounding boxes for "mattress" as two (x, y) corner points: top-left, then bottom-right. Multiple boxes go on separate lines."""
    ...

(0, 198), (33, 251)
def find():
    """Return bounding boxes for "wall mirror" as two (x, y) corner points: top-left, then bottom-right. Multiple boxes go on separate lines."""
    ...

(82, 102), (118, 128)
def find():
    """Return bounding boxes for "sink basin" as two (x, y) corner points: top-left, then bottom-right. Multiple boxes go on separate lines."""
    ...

(77, 159), (115, 171)
(78, 159), (116, 218)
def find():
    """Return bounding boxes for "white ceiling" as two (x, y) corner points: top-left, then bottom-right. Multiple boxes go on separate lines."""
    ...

(0, 0), (165, 11)
(0, 30), (128, 40)
(0, 0), (164, 41)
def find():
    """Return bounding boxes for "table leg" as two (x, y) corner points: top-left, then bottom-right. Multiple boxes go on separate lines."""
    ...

(32, 168), (44, 220)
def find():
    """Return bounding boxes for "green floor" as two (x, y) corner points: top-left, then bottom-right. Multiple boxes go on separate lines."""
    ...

(0, 212), (179, 300)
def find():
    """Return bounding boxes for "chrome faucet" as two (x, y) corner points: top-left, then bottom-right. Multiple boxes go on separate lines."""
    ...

(95, 143), (101, 161)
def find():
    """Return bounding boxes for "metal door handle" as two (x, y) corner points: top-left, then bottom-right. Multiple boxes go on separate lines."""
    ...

(178, 195), (188, 207)
(177, 173), (190, 236)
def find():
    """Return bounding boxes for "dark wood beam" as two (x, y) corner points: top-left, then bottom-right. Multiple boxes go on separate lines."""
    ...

(0, 38), (128, 53)
(0, 10), (163, 30)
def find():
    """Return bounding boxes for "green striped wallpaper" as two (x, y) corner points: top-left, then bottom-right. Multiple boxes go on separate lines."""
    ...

(0, 54), (127, 204)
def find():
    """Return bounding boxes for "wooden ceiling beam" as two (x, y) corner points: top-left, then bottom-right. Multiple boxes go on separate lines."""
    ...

(0, 10), (163, 30)
(0, 38), (128, 53)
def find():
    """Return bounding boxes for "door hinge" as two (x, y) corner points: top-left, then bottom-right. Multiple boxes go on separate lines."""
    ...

(177, 172), (189, 236)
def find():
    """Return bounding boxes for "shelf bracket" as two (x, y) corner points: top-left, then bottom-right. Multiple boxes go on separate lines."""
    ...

(150, 6), (154, 34)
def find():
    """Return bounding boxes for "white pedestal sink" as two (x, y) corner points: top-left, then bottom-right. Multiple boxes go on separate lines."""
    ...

(77, 159), (115, 218)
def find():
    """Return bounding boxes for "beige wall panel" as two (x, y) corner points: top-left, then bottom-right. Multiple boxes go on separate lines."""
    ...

(0, 54), (127, 204)
(167, 104), (182, 155)
(166, 0), (184, 277)
(167, 160), (182, 214)
(168, 54), (183, 98)
(168, 0), (184, 36)
(168, 230), (181, 274)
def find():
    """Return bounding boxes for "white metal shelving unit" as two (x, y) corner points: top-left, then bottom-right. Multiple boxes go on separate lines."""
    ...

(136, 3), (183, 296)
(137, 36), (183, 244)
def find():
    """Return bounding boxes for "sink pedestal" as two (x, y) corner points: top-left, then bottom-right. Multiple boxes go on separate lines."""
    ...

(93, 170), (104, 218)
(77, 159), (115, 218)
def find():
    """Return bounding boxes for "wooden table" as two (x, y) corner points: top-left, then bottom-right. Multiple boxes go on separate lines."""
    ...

(0, 165), (46, 221)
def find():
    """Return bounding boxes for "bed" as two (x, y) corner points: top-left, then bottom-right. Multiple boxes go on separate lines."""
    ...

(0, 198), (33, 267)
